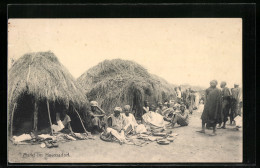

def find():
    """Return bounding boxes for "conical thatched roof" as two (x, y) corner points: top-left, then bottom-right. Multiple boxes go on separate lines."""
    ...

(8, 51), (87, 109)
(77, 59), (176, 114)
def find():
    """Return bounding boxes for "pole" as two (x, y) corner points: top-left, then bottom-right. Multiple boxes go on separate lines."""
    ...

(10, 103), (17, 138)
(46, 100), (53, 135)
(33, 101), (38, 132)
(73, 107), (89, 134)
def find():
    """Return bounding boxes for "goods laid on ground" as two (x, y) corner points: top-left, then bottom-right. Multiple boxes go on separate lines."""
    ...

(11, 132), (95, 148)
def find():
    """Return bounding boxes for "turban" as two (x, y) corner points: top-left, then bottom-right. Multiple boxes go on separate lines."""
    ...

(114, 107), (122, 112)
(210, 80), (218, 86)
(90, 101), (98, 107)
(123, 105), (131, 111)
(221, 81), (227, 86)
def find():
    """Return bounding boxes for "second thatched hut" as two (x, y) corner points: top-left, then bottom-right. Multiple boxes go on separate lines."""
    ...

(77, 59), (176, 119)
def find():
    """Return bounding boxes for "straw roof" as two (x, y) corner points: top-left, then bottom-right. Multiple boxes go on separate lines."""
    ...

(8, 51), (87, 110)
(77, 59), (176, 114)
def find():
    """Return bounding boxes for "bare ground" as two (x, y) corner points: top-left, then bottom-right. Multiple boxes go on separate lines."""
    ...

(8, 111), (242, 163)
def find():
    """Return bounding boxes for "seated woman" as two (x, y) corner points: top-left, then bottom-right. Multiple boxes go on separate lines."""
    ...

(142, 105), (166, 132)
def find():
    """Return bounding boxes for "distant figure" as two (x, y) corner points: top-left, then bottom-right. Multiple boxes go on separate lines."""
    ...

(230, 83), (242, 125)
(176, 87), (182, 103)
(218, 81), (231, 129)
(197, 99), (204, 113)
(139, 100), (149, 119)
(186, 88), (194, 114)
(155, 102), (163, 115)
(194, 91), (201, 109)
(197, 80), (222, 136)
(86, 101), (105, 134)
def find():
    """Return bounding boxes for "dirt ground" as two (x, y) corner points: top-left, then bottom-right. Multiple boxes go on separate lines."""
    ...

(8, 111), (242, 163)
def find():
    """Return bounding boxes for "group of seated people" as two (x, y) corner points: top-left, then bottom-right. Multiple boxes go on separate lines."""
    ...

(85, 100), (189, 144)
(46, 100), (189, 144)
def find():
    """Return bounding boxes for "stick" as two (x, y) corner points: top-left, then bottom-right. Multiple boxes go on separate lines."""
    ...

(10, 103), (17, 138)
(33, 101), (38, 132)
(73, 107), (89, 134)
(46, 100), (53, 135)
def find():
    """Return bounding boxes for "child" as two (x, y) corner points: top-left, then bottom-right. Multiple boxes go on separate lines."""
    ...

(197, 99), (204, 113)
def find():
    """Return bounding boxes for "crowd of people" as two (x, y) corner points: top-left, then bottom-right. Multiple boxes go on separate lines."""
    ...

(197, 80), (242, 136)
(32, 80), (242, 144)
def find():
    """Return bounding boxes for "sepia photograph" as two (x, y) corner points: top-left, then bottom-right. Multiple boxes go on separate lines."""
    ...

(8, 18), (243, 163)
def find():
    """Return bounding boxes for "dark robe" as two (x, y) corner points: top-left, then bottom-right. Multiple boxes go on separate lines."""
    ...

(221, 87), (231, 123)
(201, 87), (222, 126)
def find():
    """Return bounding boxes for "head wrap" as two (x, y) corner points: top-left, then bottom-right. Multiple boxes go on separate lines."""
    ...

(90, 101), (98, 107)
(123, 105), (131, 111)
(221, 81), (227, 86)
(210, 80), (218, 86)
(114, 107), (122, 112)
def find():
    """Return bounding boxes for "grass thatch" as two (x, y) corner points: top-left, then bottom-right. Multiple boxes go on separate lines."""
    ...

(8, 51), (89, 135)
(8, 51), (87, 109)
(77, 59), (176, 115)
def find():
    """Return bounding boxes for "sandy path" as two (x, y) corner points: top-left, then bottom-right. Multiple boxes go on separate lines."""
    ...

(8, 112), (242, 163)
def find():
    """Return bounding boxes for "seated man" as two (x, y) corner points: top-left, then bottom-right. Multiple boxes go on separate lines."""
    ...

(34, 110), (74, 136)
(171, 104), (189, 127)
(162, 103), (175, 117)
(86, 101), (105, 134)
(122, 105), (138, 134)
(51, 111), (74, 134)
(106, 107), (127, 143)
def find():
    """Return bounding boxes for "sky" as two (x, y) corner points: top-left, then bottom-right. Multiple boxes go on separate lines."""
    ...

(8, 18), (242, 88)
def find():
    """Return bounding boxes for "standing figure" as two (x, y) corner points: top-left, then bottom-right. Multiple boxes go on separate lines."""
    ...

(218, 81), (231, 129)
(186, 88), (193, 114)
(176, 87), (182, 103)
(230, 83), (242, 125)
(197, 80), (222, 136)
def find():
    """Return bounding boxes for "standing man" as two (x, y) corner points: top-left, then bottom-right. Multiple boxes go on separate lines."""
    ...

(86, 101), (105, 134)
(176, 87), (182, 103)
(218, 81), (231, 129)
(197, 80), (222, 136)
(186, 88), (193, 114)
(230, 83), (242, 125)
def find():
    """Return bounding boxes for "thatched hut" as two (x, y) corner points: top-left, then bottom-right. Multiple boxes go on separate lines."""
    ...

(8, 51), (88, 136)
(77, 59), (176, 118)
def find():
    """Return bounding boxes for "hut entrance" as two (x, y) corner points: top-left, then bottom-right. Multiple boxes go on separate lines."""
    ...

(132, 89), (142, 120)
(12, 94), (85, 136)
(12, 92), (34, 136)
